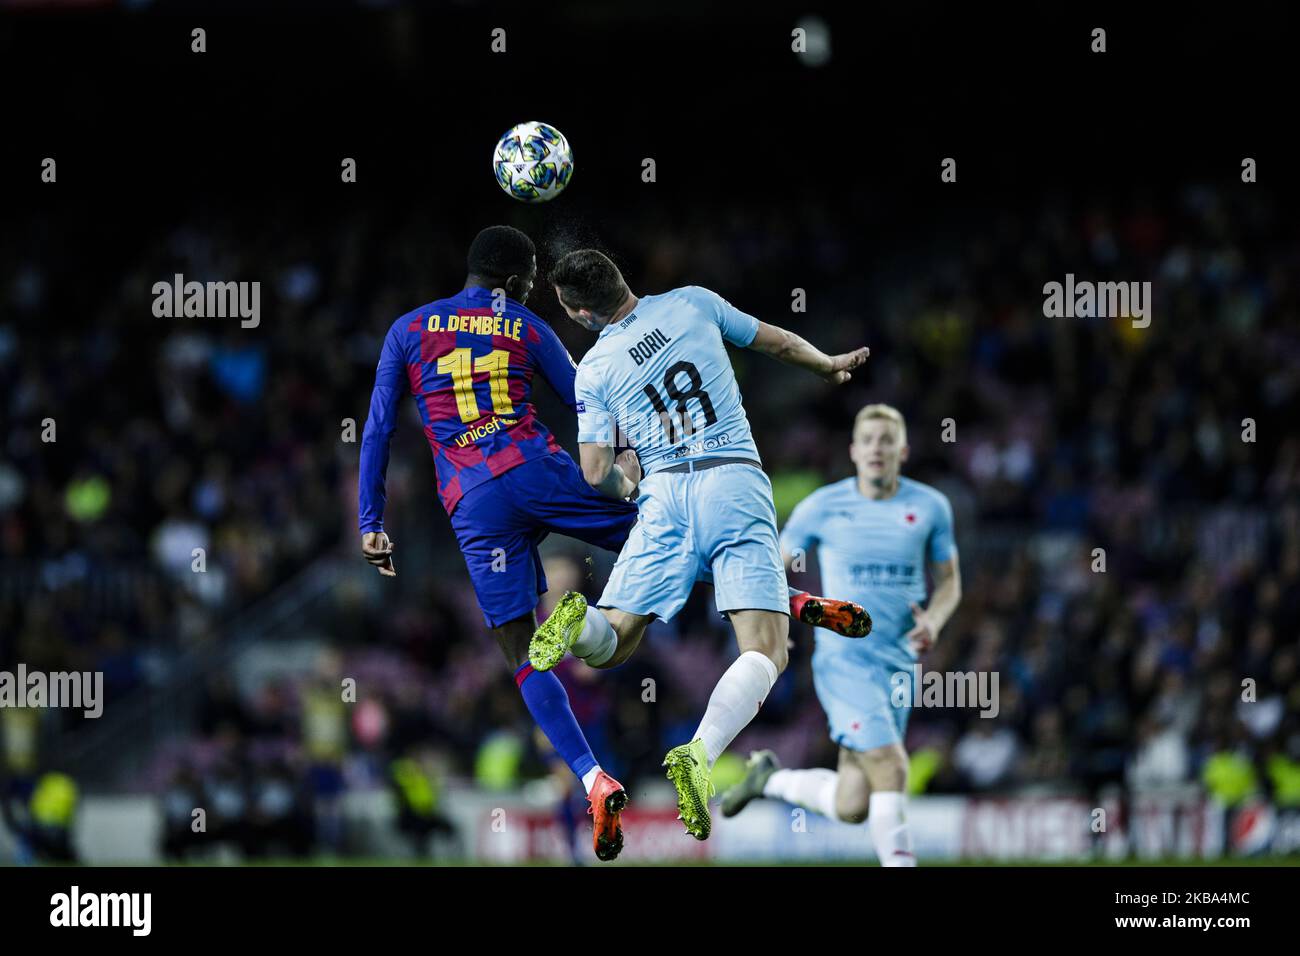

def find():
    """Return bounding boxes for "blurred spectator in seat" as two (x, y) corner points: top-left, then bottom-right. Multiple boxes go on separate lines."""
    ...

(246, 759), (313, 859)
(161, 765), (207, 861)
(301, 651), (350, 855)
(197, 673), (252, 737)
(1126, 713), (1190, 789)
(23, 771), (79, 863)
(1020, 707), (1071, 785)
(204, 756), (252, 857)
(953, 722), (1021, 790)
(1201, 730), (1260, 808)
(389, 746), (458, 860)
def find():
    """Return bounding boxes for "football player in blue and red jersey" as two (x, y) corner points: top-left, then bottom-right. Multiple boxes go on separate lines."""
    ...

(357, 226), (866, 860)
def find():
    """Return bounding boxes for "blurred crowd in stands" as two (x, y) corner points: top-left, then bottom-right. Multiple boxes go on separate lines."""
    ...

(3, 179), (1299, 860)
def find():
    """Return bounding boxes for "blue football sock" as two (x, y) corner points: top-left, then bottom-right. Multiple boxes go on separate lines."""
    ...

(514, 662), (598, 783)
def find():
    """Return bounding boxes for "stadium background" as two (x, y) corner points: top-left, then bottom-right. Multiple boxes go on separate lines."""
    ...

(1, 2), (1298, 863)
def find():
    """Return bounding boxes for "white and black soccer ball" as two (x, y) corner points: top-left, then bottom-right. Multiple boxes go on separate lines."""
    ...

(492, 121), (574, 202)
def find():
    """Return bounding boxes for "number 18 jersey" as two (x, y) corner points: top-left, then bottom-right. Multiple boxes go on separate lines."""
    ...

(574, 286), (762, 476)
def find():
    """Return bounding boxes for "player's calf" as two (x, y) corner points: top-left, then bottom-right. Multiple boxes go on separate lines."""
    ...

(731, 608), (790, 673)
(850, 744), (915, 866)
(492, 614), (537, 670)
(834, 776), (871, 824)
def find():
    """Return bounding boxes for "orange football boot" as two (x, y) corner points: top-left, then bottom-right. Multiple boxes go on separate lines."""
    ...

(587, 770), (629, 861)
(790, 590), (873, 638)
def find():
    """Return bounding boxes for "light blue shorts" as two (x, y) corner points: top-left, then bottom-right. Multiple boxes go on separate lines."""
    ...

(812, 646), (913, 752)
(598, 461), (789, 621)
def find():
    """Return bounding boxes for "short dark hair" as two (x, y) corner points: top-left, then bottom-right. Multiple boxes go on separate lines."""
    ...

(551, 249), (627, 317)
(467, 225), (535, 281)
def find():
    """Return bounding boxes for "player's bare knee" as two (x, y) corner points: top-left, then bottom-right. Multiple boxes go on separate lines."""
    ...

(861, 744), (908, 792)
(836, 790), (870, 825)
(595, 608), (650, 668)
(598, 638), (636, 669)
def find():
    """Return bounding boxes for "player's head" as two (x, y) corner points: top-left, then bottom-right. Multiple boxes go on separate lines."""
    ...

(850, 403), (909, 487)
(467, 225), (538, 302)
(551, 249), (631, 330)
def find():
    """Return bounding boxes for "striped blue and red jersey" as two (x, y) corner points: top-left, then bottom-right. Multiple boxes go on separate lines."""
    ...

(358, 286), (579, 528)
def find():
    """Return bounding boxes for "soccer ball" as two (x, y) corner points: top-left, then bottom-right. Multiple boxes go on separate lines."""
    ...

(492, 121), (574, 202)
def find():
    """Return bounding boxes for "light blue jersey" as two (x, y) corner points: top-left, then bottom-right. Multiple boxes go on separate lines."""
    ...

(782, 475), (957, 751)
(782, 476), (956, 667)
(575, 286), (787, 621)
(574, 286), (761, 475)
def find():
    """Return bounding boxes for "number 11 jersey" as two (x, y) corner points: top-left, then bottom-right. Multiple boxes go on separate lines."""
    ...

(359, 285), (581, 525)
(574, 285), (763, 476)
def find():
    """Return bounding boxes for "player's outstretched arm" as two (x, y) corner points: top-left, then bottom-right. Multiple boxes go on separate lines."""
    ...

(748, 321), (868, 384)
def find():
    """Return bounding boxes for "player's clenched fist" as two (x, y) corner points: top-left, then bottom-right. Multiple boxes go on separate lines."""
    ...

(905, 601), (936, 654)
(822, 346), (870, 385)
(361, 531), (396, 577)
(616, 448), (641, 488)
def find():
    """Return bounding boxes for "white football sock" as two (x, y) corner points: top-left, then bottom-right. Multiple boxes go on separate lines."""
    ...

(868, 791), (916, 866)
(693, 651), (779, 766)
(762, 768), (839, 820)
(581, 765), (602, 795)
(571, 606), (617, 667)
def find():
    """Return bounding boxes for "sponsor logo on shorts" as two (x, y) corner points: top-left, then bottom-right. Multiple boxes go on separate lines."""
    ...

(662, 433), (731, 461)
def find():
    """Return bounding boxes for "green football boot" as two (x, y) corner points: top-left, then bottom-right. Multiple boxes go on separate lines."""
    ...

(663, 738), (715, 840)
(528, 590), (588, 671)
(720, 749), (781, 818)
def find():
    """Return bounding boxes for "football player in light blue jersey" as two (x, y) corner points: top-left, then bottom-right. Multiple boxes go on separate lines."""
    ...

(527, 248), (870, 840)
(720, 403), (963, 866)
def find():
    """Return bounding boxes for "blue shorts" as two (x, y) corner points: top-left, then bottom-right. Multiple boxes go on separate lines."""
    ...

(812, 646), (913, 752)
(449, 451), (638, 628)
(599, 461), (788, 621)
